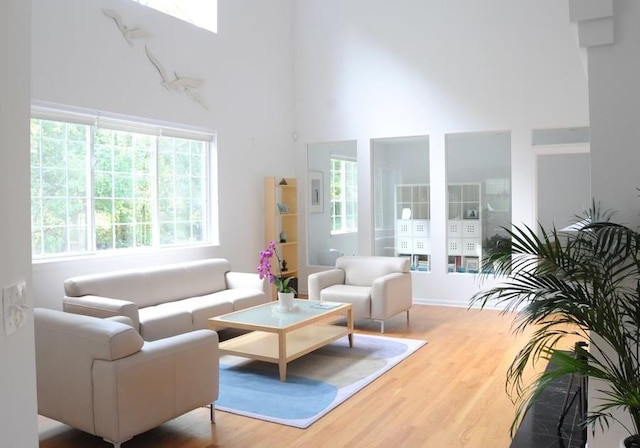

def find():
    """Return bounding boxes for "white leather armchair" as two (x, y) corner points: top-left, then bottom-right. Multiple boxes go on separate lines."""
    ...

(308, 256), (413, 332)
(34, 308), (219, 448)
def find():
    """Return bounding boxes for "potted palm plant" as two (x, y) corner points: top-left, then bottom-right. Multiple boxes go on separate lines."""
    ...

(471, 205), (640, 447)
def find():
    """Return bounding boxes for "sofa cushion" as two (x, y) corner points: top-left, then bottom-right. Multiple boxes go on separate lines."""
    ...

(179, 295), (234, 330)
(138, 303), (193, 341)
(336, 256), (410, 286)
(223, 288), (268, 311)
(320, 284), (372, 318)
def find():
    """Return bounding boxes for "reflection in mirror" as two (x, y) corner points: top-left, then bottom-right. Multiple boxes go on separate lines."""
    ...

(446, 132), (511, 274)
(372, 136), (430, 271)
(307, 141), (357, 266)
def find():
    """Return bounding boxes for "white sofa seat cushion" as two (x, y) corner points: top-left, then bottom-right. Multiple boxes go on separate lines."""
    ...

(320, 284), (372, 318)
(138, 303), (193, 341)
(221, 288), (268, 311)
(179, 295), (234, 330)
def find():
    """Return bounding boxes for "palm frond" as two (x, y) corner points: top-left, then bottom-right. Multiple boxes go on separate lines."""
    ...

(472, 201), (640, 439)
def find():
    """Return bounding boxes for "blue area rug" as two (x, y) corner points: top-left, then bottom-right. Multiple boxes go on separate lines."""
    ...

(215, 334), (427, 428)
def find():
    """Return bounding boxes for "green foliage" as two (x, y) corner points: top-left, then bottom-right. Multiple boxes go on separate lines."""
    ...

(30, 119), (208, 256)
(471, 202), (640, 439)
(275, 275), (297, 294)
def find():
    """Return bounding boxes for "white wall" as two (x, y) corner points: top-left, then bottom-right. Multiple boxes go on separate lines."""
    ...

(0, 0), (38, 446)
(537, 152), (591, 231)
(585, 1), (640, 446)
(294, 0), (589, 304)
(30, 0), (295, 309)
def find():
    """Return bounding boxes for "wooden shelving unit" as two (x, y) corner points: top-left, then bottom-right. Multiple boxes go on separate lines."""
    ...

(265, 177), (298, 298)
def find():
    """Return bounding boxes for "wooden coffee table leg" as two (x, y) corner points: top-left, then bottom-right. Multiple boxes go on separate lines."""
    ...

(278, 330), (287, 381)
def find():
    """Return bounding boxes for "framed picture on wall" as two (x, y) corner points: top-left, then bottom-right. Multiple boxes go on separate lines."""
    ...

(309, 171), (323, 214)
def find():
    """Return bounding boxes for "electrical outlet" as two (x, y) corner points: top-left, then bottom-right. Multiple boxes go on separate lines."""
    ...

(3, 280), (28, 336)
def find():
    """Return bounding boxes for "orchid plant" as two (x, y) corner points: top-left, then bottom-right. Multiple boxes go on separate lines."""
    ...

(258, 240), (296, 294)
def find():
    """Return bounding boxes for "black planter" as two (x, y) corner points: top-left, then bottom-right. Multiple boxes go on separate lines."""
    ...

(624, 435), (640, 448)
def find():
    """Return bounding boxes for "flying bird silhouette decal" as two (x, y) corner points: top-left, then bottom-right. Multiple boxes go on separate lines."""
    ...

(145, 45), (208, 109)
(103, 9), (151, 45)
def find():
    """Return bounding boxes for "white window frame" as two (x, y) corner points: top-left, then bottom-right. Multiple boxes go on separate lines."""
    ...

(30, 103), (217, 260)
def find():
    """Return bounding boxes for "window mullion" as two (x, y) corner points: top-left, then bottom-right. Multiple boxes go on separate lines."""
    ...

(88, 126), (96, 252)
(340, 161), (347, 232)
(152, 136), (160, 248)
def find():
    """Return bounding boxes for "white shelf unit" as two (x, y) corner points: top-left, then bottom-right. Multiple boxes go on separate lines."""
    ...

(447, 183), (482, 273)
(395, 184), (430, 271)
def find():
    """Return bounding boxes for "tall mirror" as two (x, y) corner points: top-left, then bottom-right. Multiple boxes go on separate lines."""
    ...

(372, 136), (430, 271)
(307, 141), (357, 266)
(446, 131), (511, 274)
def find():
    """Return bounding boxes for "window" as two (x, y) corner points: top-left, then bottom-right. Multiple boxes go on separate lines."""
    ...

(132, 0), (217, 33)
(330, 158), (357, 234)
(30, 109), (214, 259)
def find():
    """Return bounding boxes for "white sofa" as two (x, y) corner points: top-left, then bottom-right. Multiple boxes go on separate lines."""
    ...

(35, 308), (219, 448)
(63, 258), (267, 341)
(308, 255), (413, 333)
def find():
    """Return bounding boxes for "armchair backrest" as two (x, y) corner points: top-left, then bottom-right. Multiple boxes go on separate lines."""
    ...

(34, 308), (144, 435)
(336, 256), (410, 286)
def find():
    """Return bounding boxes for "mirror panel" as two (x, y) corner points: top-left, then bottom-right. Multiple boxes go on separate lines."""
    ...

(372, 136), (430, 271)
(446, 132), (511, 274)
(307, 141), (358, 266)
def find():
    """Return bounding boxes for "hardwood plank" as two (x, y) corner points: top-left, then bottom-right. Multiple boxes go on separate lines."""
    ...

(38, 304), (542, 448)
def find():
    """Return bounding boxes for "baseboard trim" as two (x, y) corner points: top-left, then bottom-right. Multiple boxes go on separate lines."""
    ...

(413, 298), (507, 311)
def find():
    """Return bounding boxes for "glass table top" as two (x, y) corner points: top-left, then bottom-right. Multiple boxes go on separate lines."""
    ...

(212, 299), (347, 328)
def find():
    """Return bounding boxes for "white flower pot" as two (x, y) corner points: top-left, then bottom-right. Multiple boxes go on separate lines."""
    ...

(277, 292), (295, 311)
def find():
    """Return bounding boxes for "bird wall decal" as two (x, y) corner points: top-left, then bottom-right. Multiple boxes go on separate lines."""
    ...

(103, 9), (152, 45)
(144, 45), (208, 109)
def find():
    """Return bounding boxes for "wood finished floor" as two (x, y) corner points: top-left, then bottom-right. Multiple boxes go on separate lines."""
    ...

(38, 304), (539, 448)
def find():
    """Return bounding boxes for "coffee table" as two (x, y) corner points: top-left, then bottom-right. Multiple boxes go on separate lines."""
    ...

(208, 299), (353, 381)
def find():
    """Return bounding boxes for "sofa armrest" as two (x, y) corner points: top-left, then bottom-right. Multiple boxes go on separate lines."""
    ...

(371, 272), (413, 320)
(92, 329), (219, 444)
(105, 315), (135, 328)
(64, 295), (140, 330)
(225, 271), (267, 292)
(308, 269), (345, 300)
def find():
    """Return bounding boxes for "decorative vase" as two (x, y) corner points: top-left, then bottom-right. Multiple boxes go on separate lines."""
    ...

(277, 291), (295, 311)
(279, 230), (288, 243)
